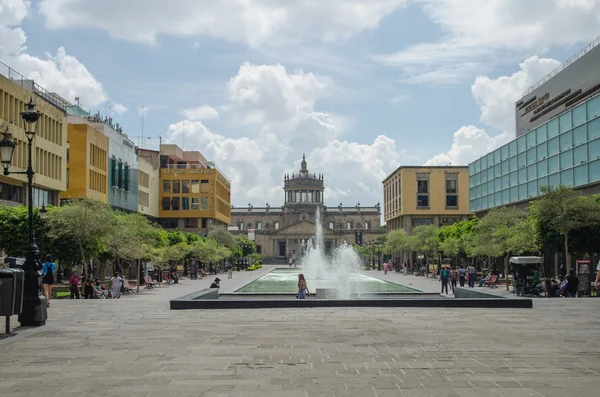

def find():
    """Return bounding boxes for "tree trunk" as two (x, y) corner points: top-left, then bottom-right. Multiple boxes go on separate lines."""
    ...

(504, 255), (509, 291)
(564, 230), (571, 272)
(78, 240), (87, 278)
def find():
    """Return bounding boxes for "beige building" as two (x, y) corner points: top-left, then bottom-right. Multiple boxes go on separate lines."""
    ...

(383, 166), (472, 234)
(137, 154), (159, 219)
(0, 72), (67, 208)
(230, 156), (385, 259)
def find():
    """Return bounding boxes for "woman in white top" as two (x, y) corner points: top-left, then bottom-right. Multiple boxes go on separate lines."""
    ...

(110, 272), (122, 299)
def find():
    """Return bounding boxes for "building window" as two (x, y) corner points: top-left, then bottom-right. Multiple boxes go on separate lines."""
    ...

(184, 218), (198, 228)
(182, 197), (190, 210)
(200, 197), (209, 210)
(172, 180), (181, 194)
(440, 218), (460, 226)
(171, 197), (180, 211)
(191, 180), (200, 194)
(191, 197), (199, 210)
(256, 245), (262, 254)
(347, 221), (352, 230)
(329, 222), (334, 229)
(274, 222), (280, 230)
(123, 163), (129, 191)
(417, 179), (429, 193)
(182, 180), (190, 194)
(162, 180), (171, 193)
(417, 195), (429, 208)
(446, 179), (457, 194)
(110, 158), (117, 186)
(412, 218), (433, 227)
(202, 218), (208, 228)
(365, 221), (370, 230)
(66, 168), (69, 189)
(162, 197), (170, 210)
(247, 223), (252, 228)
(256, 222), (262, 230)
(446, 195), (458, 207)
(201, 180), (209, 193)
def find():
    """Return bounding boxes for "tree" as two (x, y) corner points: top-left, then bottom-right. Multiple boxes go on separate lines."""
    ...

(408, 225), (439, 259)
(385, 229), (409, 259)
(469, 206), (538, 274)
(208, 227), (235, 248)
(0, 205), (45, 257)
(530, 185), (600, 271)
(47, 199), (113, 276)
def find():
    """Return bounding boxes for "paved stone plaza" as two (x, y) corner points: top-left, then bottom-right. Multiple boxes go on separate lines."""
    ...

(1, 266), (599, 396)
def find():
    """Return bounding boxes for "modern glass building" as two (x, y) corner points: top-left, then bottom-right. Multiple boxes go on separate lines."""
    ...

(469, 93), (600, 213)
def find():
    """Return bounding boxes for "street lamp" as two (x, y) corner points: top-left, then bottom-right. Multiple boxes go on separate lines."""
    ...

(0, 98), (46, 326)
(38, 204), (47, 257)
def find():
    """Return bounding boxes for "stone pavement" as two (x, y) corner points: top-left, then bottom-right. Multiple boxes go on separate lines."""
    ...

(1, 265), (599, 397)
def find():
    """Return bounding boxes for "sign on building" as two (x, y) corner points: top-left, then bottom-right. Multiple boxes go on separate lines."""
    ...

(247, 229), (255, 241)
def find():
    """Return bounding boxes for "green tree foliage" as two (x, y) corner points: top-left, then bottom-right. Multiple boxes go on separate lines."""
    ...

(47, 198), (112, 275)
(385, 229), (409, 255)
(207, 227), (235, 248)
(0, 205), (43, 257)
(407, 225), (439, 258)
(530, 185), (600, 270)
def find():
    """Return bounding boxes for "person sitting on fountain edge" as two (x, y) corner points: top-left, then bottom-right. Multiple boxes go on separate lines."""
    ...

(297, 274), (310, 299)
(210, 278), (221, 289)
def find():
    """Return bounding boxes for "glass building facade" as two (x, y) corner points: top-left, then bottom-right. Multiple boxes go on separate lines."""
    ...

(101, 125), (139, 212)
(469, 93), (600, 213)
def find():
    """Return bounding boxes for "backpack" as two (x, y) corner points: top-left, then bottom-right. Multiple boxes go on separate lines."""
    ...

(440, 269), (449, 279)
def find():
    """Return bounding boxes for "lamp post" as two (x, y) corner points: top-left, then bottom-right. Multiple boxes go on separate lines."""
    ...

(0, 98), (46, 326)
(39, 204), (47, 257)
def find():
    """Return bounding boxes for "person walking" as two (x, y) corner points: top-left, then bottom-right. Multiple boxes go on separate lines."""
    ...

(458, 265), (466, 287)
(111, 272), (122, 299)
(565, 269), (579, 298)
(466, 264), (476, 288)
(227, 263), (233, 279)
(69, 271), (80, 299)
(297, 273), (310, 299)
(449, 267), (458, 293)
(440, 266), (450, 295)
(41, 255), (57, 308)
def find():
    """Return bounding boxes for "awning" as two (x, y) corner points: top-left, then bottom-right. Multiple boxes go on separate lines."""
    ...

(509, 256), (543, 265)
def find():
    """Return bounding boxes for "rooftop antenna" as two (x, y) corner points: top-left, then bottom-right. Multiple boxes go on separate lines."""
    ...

(141, 105), (145, 149)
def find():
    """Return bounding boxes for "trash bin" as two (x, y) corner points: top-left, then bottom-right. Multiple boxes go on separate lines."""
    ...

(0, 268), (24, 315)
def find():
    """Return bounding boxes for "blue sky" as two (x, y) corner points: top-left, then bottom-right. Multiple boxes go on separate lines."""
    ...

(2, 0), (600, 208)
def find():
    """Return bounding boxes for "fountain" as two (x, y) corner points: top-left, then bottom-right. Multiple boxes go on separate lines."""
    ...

(171, 206), (533, 309)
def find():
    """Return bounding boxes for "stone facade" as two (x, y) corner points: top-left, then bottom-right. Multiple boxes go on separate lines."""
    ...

(230, 157), (384, 259)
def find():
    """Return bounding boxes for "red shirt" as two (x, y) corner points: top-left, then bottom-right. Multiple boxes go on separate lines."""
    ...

(69, 275), (80, 286)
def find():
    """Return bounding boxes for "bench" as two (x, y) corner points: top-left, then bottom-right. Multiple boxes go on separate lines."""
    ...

(143, 276), (156, 289)
(122, 280), (136, 294)
(163, 274), (172, 285)
(484, 275), (498, 288)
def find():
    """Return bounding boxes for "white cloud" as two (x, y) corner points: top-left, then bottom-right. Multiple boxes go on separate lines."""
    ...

(377, 0), (600, 84)
(165, 62), (403, 206)
(0, 0), (107, 107)
(112, 102), (127, 115)
(182, 105), (219, 121)
(390, 95), (409, 103)
(425, 55), (561, 166)
(192, 41), (200, 50)
(38, 0), (408, 47)
(227, 62), (327, 125)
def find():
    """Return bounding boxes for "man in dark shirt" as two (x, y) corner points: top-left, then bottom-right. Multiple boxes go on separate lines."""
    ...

(566, 269), (579, 298)
(210, 277), (221, 289)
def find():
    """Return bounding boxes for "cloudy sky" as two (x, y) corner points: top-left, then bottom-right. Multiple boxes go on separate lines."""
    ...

(2, 0), (600, 208)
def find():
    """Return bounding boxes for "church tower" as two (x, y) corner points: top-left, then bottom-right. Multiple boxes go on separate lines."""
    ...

(283, 154), (325, 206)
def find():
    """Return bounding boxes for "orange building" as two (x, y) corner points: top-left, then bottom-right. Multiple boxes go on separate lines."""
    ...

(60, 122), (109, 202)
(157, 144), (231, 233)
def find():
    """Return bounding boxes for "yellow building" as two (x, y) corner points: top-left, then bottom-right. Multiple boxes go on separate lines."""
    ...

(137, 154), (159, 219)
(157, 144), (231, 233)
(60, 122), (109, 202)
(383, 166), (471, 233)
(0, 73), (67, 207)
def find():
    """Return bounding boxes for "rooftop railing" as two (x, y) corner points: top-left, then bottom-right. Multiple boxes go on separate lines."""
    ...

(0, 60), (71, 111)
(520, 35), (600, 99)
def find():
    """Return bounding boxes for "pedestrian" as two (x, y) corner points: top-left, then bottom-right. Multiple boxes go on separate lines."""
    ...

(69, 271), (80, 299)
(111, 272), (122, 299)
(227, 263), (233, 279)
(466, 264), (476, 288)
(440, 266), (450, 295)
(289, 256), (293, 268)
(403, 262), (407, 275)
(41, 255), (57, 308)
(83, 276), (94, 299)
(565, 269), (579, 298)
(297, 273), (309, 299)
(449, 267), (457, 293)
(210, 277), (221, 289)
(458, 265), (466, 287)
